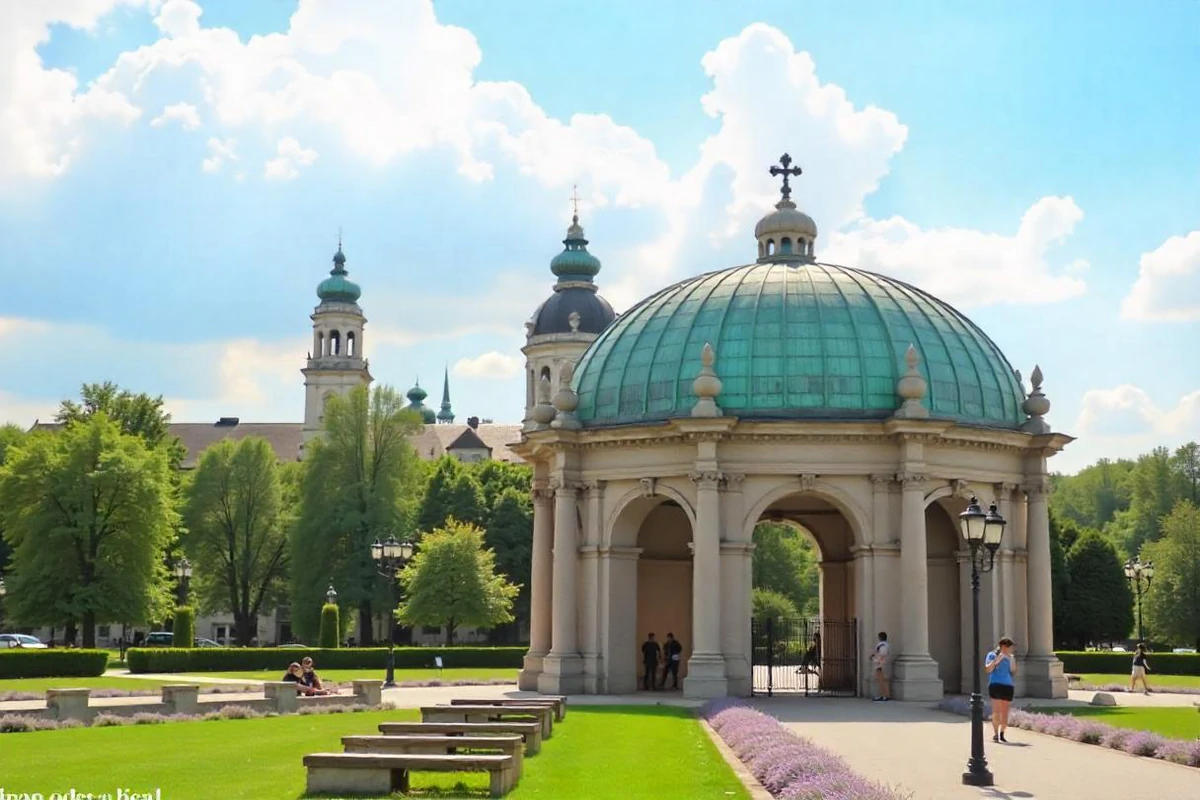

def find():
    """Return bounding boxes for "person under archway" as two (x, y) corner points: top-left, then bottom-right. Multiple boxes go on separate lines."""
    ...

(640, 633), (660, 691)
(660, 632), (683, 690)
(872, 631), (891, 701)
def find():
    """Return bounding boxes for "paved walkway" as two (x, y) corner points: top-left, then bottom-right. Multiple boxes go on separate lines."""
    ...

(103, 669), (261, 685)
(755, 697), (1200, 800)
(1038, 688), (1200, 708)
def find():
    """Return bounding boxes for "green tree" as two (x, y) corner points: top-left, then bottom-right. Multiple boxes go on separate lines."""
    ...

(484, 487), (534, 639)
(1048, 512), (1071, 645)
(418, 456), (485, 532)
(1123, 447), (1183, 554)
(56, 382), (185, 469)
(172, 606), (195, 648)
(751, 523), (818, 616)
(472, 461), (532, 513)
(290, 385), (423, 644)
(0, 414), (177, 646)
(1061, 529), (1135, 647)
(752, 588), (800, 629)
(319, 603), (341, 648)
(1051, 457), (1134, 531)
(397, 519), (520, 646)
(0, 424), (26, 573)
(1143, 500), (1200, 649)
(183, 437), (290, 646)
(1172, 442), (1200, 504)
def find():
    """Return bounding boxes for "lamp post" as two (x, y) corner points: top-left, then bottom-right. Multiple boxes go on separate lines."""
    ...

(958, 495), (1007, 788)
(0, 576), (7, 628)
(326, 584), (338, 606)
(1124, 558), (1154, 643)
(370, 534), (415, 688)
(173, 558), (192, 606)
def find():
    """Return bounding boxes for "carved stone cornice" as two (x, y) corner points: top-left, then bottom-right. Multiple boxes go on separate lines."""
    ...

(548, 476), (581, 496)
(869, 473), (895, 489)
(994, 481), (1019, 498)
(582, 480), (606, 498)
(1022, 477), (1051, 497)
(721, 472), (746, 492)
(683, 431), (727, 443)
(689, 470), (722, 490)
(896, 471), (929, 489)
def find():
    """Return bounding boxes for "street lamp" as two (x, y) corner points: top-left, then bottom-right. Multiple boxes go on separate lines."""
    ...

(958, 495), (1007, 788)
(174, 557), (192, 606)
(1124, 558), (1154, 643)
(370, 534), (415, 688)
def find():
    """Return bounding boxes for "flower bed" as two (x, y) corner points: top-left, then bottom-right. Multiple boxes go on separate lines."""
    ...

(1067, 676), (1200, 696)
(702, 699), (911, 799)
(0, 701), (397, 734)
(936, 696), (1200, 768)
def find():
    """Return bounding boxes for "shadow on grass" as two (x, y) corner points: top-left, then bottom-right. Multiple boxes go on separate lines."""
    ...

(559, 704), (694, 719)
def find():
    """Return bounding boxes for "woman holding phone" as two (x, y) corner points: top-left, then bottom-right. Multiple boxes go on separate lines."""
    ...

(984, 637), (1017, 742)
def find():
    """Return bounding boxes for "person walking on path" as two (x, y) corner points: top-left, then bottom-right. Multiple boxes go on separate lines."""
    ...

(641, 633), (661, 691)
(660, 632), (683, 690)
(1130, 643), (1152, 694)
(985, 636), (1017, 742)
(871, 631), (890, 701)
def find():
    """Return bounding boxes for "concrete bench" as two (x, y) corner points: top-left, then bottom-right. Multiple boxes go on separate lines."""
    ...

(342, 734), (524, 782)
(421, 704), (554, 739)
(303, 752), (516, 797)
(450, 696), (566, 721)
(379, 721), (542, 756)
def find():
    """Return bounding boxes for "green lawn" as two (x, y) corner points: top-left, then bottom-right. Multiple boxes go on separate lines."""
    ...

(1074, 673), (1200, 690)
(180, 668), (518, 684)
(0, 676), (257, 696)
(1029, 706), (1200, 740)
(0, 705), (747, 799)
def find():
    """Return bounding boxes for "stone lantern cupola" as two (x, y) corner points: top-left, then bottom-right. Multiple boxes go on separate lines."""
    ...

(755, 153), (817, 264)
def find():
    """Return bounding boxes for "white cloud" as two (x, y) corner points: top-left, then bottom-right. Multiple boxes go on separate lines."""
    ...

(150, 101), (201, 131)
(201, 136), (237, 172)
(263, 136), (318, 180)
(453, 352), (523, 380)
(1121, 230), (1200, 322)
(0, 0), (144, 181)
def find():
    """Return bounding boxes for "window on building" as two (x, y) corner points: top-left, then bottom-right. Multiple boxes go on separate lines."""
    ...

(97, 625), (111, 639)
(422, 626), (442, 636)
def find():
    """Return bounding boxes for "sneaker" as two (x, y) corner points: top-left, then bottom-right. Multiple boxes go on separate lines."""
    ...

(999, 731), (1007, 743)
(992, 734), (999, 743)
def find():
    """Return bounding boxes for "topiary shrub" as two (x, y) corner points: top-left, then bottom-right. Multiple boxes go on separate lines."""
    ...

(1056, 650), (1200, 675)
(0, 650), (109, 679)
(318, 604), (340, 649)
(172, 606), (195, 648)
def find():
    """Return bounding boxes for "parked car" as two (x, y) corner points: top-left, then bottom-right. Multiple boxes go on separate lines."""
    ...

(144, 631), (174, 646)
(278, 643), (308, 649)
(194, 637), (221, 648)
(1172, 647), (1197, 654)
(0, 633), (49, 649)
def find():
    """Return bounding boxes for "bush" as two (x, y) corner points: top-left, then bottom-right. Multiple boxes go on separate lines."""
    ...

(172, 606), (195, 648)
(0, 649), (109, 679)
(318, 604), (340, 649)
(126, 645), (525, 673)
(1055, 650), (1200, 675)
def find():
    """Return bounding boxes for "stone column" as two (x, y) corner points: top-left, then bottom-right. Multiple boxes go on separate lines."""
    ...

(720, 541), (754, 697)
(539, 478), (584, 694)
(1023, 478), (1067, 698)
(891, 471), (944, 700)
(599, 546), (641, 694)
(519, 485), (555, 691)
(684, 470), (728, 698)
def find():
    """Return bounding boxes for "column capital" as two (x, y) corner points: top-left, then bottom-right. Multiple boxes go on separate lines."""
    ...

(582, 480), (606, 498)
(896, 470), (929, 489)
(1022, 477), (1051, 497)
(532, 485), (555, 504)
(549, 476), (581, 496)
(721, 472), (746, 492)
(994, 481), (1019, 497)
(869, 473), (895, 488)
(689, 470), (722, 490)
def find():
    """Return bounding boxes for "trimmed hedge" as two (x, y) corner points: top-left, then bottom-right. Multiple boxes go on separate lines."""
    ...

(318, 604), (340, 649)
(0, 649), (109, 679)
(1056, 650), (1200, 676)
(172, 606), (195, 648)
(127, 645), (526, 673)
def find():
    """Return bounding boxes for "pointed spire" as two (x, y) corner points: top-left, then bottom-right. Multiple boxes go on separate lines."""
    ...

(436, 366), (455, 423)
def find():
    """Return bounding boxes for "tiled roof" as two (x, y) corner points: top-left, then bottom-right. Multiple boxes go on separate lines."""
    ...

(30, 420), (524, 466)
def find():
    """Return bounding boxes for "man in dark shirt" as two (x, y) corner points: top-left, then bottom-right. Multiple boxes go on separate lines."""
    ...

(641, 633), (660, 691)
(660, 632), (683, 690)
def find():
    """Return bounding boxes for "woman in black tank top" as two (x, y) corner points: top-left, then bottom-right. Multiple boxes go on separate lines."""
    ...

(1129, 644), (1151, 694)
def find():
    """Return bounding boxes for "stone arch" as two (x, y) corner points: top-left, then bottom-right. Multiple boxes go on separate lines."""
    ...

(742, 478), (869, 548)
(606, 481), (696, 548)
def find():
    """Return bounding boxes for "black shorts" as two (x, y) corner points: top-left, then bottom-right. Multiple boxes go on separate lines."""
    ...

(988, 683), (1014, 701)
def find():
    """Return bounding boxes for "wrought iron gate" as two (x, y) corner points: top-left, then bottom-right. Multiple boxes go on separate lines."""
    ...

(751, 617), (858, 697)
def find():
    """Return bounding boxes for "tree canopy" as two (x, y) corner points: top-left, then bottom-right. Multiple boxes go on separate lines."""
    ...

(56, 382), (184, 469)
(751, 522), (819, 616)
(1144, 501), (1200, 649)
(1060, 529), (1134, 647)
(417, 456), (486, 533)
(396, 519), (520, 646)
(183, 436), (290, 646)
(0, 414), (177, 646)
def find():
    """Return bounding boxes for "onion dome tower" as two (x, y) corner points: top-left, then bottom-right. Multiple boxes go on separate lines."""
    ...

(405, 380), (437, 424)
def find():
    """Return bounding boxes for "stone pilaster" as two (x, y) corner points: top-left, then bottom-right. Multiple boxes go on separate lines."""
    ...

(684, 469), (728, 698)
(1022, 478), (1067, 698)
(892, 470), (943, 701)
(539, 478), (584, 695)
(579, 481), (605, 693)
(519, 484), (555, 691)
(720, 540), (754, 697)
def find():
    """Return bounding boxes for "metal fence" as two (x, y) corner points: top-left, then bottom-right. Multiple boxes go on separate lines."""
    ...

(751, 616), (858, 697)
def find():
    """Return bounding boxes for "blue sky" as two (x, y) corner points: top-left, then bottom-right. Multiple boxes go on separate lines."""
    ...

(1, 0), (1197, 472)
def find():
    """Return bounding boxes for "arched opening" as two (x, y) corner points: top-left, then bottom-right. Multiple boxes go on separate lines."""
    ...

(780, 237), (793, 254)
(766, 239), (776, 256)
(346, 331), (356, 357)
(330, 330), (342, 356)
(751, 491), (858, 696)
(540, 365), (551, 387)
(758, 241), (765, 258)
(927, 499), (965, 693)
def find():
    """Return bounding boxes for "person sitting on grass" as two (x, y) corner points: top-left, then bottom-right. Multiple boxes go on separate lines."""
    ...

(300, 657), (332, 695)
(1130, 643), (1152, 695)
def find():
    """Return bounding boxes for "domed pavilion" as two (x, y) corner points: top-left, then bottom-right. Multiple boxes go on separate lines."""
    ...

(514, 156), (1072, 701)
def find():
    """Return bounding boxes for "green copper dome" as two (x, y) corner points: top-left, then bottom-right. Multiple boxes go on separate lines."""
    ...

(573, 261), (1026, 429)
(549, 216), (602, 282)
(405, 383), (436, 424)
(317, 248), (362, 303)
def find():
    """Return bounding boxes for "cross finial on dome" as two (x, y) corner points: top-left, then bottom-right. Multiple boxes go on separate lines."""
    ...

(769, 153), (803, 203)
(570, 184), (580, 224)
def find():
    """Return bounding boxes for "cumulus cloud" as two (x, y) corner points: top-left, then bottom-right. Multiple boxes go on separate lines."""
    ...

(201, 137), (237, 173)
(1121, 230), (1200, 322)
(1074, 384), (1200, 440)
(453, 352), (523, 380)
(150, 101), (201, 131)
(263, 136), (318, 180)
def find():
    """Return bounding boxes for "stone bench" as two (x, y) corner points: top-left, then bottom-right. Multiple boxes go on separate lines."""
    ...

(342, 734), (524, 781)
(303, 752), (516, 797)
(379, 721), (542, 756)
(450, 696), (566, 721)
(421, 704), (554, 739)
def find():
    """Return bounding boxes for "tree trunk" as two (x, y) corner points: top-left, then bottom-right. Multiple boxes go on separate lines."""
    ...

(358, 602), (374, 646)
(234, 613), (255, 647)
(445, 622), (456, 647)
(81, 610), (96, 648)
(64, 620), (77, 647)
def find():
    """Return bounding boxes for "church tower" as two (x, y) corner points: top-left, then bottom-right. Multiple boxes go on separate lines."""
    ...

(301, 240), (372, 451)
(522, 193), (615, 429)
(436, 366), (455, 424)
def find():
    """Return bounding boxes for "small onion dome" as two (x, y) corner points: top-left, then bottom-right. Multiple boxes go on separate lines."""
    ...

(550, 215), (602, 282)
(317, 247), (361, 303)
(405, 383), (436, 423)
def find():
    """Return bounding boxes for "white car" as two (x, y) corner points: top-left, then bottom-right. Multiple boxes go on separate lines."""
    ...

(0, 633), (49, 649)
